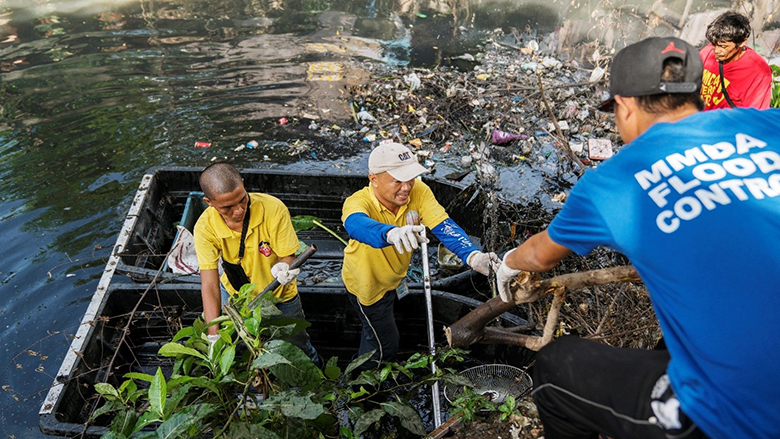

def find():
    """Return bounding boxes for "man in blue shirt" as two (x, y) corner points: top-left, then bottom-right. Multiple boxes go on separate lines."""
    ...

(495, 37), (780, 439)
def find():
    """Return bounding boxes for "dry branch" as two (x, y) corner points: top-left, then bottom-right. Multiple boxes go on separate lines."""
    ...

(445, 265), (640, 351)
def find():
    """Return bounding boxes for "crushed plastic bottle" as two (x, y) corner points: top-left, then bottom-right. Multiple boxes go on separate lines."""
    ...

(491, 129), (526, 145)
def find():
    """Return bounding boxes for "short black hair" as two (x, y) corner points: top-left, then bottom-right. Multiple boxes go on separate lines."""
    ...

(706, 11), (751, 44)
(636, 58), (704, 113)
(199, 162), (243, 199)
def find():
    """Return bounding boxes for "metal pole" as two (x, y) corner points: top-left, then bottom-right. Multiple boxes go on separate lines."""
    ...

(407, 210), (442, 428)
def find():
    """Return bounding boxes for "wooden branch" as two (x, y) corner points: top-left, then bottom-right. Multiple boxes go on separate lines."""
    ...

(445, 265), (640, 351)
(537, 73), (586, 174)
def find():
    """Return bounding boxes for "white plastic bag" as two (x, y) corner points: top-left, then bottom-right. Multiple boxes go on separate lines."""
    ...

(167, 226), (199, 274)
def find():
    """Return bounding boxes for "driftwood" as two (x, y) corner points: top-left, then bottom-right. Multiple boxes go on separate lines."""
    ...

(445, 265), (641, 351)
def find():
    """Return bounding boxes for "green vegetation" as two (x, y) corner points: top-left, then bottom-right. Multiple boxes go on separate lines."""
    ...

(92, 283), (474, 438)
(771, 65), (780, 108)
(292, 214), (348, 246)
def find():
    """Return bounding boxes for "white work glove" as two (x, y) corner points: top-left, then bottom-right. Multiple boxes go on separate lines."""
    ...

(386, 225), (428, 254)
(466, 251), (501, 276)
(207, 334), (220, 358)
(271, 262), (300, 285)
(496, 249), (523, 303)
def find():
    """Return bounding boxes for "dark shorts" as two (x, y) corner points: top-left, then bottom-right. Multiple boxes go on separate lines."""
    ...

(532, 336), (710, 439)
(348, 289), (399, 370)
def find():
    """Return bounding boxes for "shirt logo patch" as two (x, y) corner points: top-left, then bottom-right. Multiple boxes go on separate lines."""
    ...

(258, 241), (272, 257)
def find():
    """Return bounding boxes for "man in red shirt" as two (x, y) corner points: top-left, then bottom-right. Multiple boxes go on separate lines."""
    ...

(699, 11), (772, 110)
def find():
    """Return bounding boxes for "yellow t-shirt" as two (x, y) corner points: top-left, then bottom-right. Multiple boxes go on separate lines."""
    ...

(341, 180), (449, 305)
(194, 193), (300, 301)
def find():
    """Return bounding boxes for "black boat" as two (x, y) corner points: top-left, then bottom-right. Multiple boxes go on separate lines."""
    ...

(39, 167), (530, 437)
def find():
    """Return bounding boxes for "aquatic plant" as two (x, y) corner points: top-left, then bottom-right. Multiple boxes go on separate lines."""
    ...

(771, 65), (780, 108)
(91, 282), (473, 438)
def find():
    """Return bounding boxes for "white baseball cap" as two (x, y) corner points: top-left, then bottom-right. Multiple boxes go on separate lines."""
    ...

(368, 142), (429, 181)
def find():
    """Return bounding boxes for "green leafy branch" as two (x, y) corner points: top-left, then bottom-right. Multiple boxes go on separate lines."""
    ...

(91, 282), (477, 438)
(291, 215), (348, 246)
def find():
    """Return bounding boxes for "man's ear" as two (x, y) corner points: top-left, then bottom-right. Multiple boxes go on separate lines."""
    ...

(368, 173), (378, 186)
(614, 95), (636, 118)
(203, 196), (212, 207)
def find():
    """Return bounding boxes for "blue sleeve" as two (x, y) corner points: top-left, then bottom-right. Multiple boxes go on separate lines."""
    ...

(431, 218), (479, 265)
(344, 213), (395, 248)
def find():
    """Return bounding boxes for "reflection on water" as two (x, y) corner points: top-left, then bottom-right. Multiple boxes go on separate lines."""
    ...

(0, 0), (565, 436)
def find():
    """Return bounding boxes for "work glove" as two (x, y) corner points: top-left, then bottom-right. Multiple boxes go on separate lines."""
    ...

(207, 334), (220, 358)
(496, 249), (523, 303)
(466, 251), (501, 276)
(386, 225), (428, 254)
(271, 262), (300, 285)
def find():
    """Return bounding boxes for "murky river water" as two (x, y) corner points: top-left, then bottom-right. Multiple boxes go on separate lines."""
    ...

(0, 0), (570, 436)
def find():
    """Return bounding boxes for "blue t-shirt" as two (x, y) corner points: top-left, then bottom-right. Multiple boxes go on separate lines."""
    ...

(547, 108), (780, 439)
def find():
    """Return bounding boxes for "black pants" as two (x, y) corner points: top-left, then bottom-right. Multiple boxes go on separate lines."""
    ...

(348, 289), (399, 370)
(532, 336), (710, 439)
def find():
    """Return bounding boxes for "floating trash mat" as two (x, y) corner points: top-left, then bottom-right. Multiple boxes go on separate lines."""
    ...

(444, 364), (533, 405)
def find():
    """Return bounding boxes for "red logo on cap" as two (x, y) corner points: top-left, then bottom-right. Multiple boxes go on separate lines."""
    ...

(661, 42), (685, 54)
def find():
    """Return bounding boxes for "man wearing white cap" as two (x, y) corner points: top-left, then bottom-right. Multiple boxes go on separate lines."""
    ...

(341, 142), (499, 368)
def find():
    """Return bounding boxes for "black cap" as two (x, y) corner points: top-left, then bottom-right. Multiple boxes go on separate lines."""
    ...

(598, 37), (703, 112)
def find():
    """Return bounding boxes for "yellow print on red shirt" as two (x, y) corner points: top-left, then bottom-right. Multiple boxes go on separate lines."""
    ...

(701, 69), (731, 108)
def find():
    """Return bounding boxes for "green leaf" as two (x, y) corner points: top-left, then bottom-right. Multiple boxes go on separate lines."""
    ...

(94, 383), (120, 400)
(349, 386), (369, 399)
(89, 400), (123, 421)
(359, 370), (379, 385)
(258, 390), (325, 420)
(291, 214), (319, 232)
(124, 372), (154, 383)
(252, 351), (292, 369)
(226, 423), (282, 439)
(118, 379), (137, 396)
(109, 408), (137, 436)
(345, 351), (374, 376)
(158, 342), (207, 361)
(187, 376), (223, 395)
(164, 384), (192, 418)
(324, 365), (341, 380)
(171, 326), (194, 343)
(378, 364), (392, 382)
(244, 317), (260, 336)
(155, 403), (217, 439)
(353, 408), (385, 436)
(133, 411), (161, 433)
(252, 303), (264, 321)
(404, 353), (429, 369)
(263, 339), (322, 388)
(390, 362), (413, 380)
(149, 367), (167, 418)
(220, 344), (236, 376)
(380, 401), (426, 436)
(347, 374), (375, 387)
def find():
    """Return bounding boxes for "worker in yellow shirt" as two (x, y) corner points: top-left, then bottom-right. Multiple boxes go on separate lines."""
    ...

(342, 142), (499, 369)
(193, 163), (321, 366)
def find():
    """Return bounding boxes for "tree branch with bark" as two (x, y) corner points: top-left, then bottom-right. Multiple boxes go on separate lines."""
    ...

(445, 265), (641, 351)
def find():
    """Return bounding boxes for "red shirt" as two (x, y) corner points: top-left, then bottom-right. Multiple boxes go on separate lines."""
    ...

(699, 44), (772, 110)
